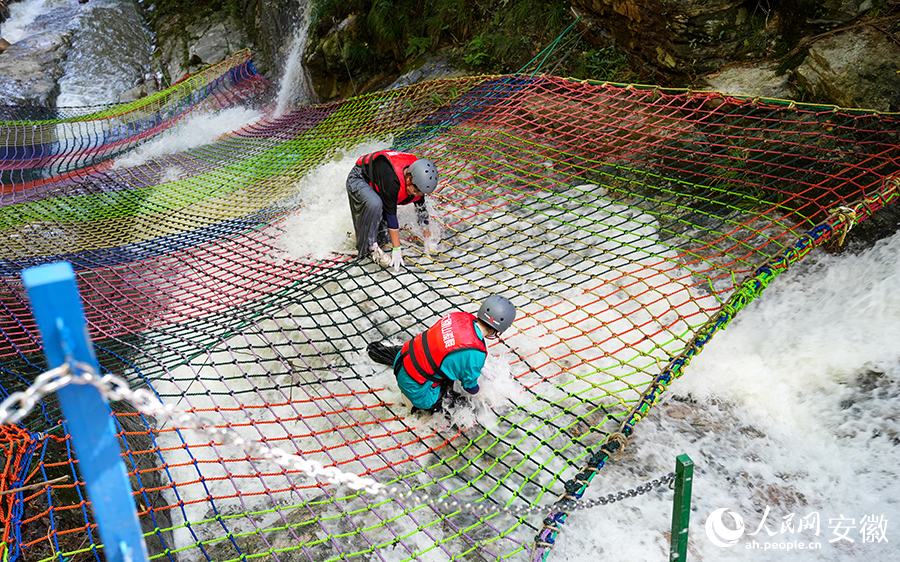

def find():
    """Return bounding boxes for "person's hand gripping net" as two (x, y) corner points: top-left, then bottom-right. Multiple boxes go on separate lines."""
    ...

(390, 246), (402, 272)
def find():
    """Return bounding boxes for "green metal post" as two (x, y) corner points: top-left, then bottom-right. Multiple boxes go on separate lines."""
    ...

(669, 454), (694, 561)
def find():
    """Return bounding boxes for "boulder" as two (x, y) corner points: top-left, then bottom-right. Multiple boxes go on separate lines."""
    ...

(117, 73), (163, 103)
(159, 16), (251, 83)
(567, 0), (884, 86)
(569, 0), (774, 82)
(0, 32), (71, 106)
(793, 25), (900, 112)
(700, 62), (796, 101)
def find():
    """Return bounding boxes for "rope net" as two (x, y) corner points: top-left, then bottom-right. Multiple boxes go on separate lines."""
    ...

(0, 50), (898, 562)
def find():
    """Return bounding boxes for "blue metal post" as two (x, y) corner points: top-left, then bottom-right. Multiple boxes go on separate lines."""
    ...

(22, 262), (148, 562)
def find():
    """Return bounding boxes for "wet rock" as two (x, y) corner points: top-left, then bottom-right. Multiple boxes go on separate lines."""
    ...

(0, 0), (84, 106)
(0, 32), (71, 106)
(117, 73), (163, 103)
(693, 20), (900, 113)
(569, 0), (775, 82)
(793, 25), (900, 112)
(158, 16), (250, 82)
(699, 63), (795, 101)
(569, 0), (879, 85)
(387, 55), (466, 90)
(305, 14), (377, 101)
(306, 14), (360, 76)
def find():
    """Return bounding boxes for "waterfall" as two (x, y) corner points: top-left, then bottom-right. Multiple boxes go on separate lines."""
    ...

(0, 0), (315, 110)
(274, 0), (318, 116)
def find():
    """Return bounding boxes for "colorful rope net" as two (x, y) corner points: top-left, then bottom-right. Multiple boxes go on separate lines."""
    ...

(0, 50), (898, 562)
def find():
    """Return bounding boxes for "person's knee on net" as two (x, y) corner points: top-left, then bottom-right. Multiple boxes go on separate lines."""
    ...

(367, 295), (516, 413)
(345, 150), (439, 272)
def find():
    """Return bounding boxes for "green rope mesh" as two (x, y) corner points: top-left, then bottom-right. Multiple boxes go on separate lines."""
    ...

(0, 51), (898, 562)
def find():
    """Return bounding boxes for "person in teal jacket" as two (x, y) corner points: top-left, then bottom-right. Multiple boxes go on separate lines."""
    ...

(368, 295), (516, 413)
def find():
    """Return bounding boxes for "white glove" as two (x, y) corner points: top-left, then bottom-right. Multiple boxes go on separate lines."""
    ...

(390, 246), (403, 272)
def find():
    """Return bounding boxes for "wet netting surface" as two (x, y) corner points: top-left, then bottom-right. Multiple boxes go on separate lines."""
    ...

(0, 51), (898, 562)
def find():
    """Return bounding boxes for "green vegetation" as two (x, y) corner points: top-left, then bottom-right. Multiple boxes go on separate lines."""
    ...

(143, 0), (638, 98)
(146, 0), (250, 27)
(309, 0), (636, 80)
(573, 46), (630, 82)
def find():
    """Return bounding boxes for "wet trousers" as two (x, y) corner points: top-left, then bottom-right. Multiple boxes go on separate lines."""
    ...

(414, 379), (462, 414)
(346, 164), (383, 256)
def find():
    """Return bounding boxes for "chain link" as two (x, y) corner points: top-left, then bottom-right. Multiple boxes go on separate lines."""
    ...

(549, 473), (676, 513)
(0, 362), (675, 516)
(0, 363), (81, 425)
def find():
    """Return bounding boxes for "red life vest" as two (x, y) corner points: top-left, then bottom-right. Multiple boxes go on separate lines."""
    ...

(396, 312), (487, 387)
(355, 150), (422, 205)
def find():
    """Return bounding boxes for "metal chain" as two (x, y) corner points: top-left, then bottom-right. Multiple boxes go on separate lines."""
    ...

(0, 362), (674, 517)
(550, 473), (676, 513)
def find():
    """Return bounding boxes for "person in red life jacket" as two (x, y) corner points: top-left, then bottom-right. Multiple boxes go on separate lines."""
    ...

(367, 295), (517, 413)
(346, 149), (439, 271)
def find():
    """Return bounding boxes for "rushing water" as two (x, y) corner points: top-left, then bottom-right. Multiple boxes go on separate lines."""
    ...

(1, 0), (57, 44)
(2, 1), (898, 561)
(55, 0), (154, 107)
(274, 0), (317, 115)
(0, 0), (153, 106)
(555, 233), (900, 561)
(274, 149), (900, 562)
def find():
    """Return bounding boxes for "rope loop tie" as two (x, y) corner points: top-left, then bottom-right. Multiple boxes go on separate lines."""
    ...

(829, 205), (857, 247)
(601, 432), (628, 460)
(541, 521), (562, 533)
(886, 174), (900, 195)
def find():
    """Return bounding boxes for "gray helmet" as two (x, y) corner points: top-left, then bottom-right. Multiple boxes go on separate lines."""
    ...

(477, 295), (516, 334)
(407, 158), (439, 194)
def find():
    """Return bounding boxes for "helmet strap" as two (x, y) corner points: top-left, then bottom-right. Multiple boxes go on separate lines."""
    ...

(476, 319), (499, 339)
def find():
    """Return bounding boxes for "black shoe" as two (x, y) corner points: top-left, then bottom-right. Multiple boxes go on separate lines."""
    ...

(368, 341), (401, 366)
(441, 388), (465, 411)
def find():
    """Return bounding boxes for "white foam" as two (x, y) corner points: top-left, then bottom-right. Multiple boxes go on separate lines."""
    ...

(0, 0), (55, 44)
(111, 107), (263, 169)
(135, 129), (899, 561)
(556, 232), (900, 561)
(277, 139), (392, 260)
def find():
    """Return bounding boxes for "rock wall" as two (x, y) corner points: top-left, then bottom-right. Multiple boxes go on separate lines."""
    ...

(570, 0), (900, 111)
(152, 0), (301, 85)
(2, 0), (897, 112)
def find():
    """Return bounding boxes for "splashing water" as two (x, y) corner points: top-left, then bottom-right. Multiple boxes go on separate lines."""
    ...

(2, 3), (898, 559)
(277, 139), (390, 259)
(0, 0), (54, 44)
(555, 232), (900, 562)
(111, 107), (263, 169)
(56, 0), (153, 107)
